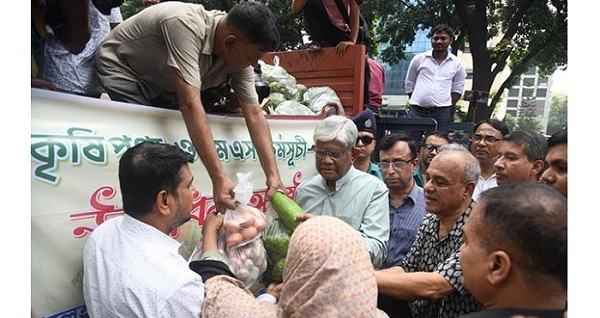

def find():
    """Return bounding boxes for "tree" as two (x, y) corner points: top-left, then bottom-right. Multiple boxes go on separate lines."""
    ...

(516, 93), (542, 132)
(546, 93), (567, 135)
(503, 113), (517, 132)
(120, 0), (305, 50)
(362, 0), (567, 122)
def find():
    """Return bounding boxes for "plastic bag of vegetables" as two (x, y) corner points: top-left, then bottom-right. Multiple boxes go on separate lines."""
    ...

(271, 100), (316, 116)
(261, 191), (306, 284)
(303, 86), (344, 116)
(191, 172), (268, 287)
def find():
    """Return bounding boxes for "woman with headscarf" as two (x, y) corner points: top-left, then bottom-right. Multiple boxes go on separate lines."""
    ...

(202, 215), (389, 317)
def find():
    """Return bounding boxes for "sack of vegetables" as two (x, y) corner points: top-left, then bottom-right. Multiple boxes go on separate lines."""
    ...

(261, 191), (306, 284)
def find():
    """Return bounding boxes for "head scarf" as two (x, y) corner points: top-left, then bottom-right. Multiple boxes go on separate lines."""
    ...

(202, 216), (388, 318)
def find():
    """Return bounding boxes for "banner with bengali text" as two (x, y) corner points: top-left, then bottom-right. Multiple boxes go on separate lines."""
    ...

(31, 88), (322, 317)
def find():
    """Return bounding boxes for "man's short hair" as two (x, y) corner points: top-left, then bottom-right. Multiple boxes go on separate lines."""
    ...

(225, 1), (280, 52)
(502, 130), (548, 162)
(430, 24), (455, 38)
(547, 128), (567, 149)
(477, 183), (567, 290)
(473, 118), (510, 137)
(313, 115), (358, 150)
(119, 142), (194, 217)
(379, 132), (418, 158)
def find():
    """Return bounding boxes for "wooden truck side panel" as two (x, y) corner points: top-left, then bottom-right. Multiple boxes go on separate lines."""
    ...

(262, 45), (366, 117)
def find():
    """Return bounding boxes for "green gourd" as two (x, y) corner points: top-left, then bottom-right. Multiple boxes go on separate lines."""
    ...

(270, 191), (305, 232)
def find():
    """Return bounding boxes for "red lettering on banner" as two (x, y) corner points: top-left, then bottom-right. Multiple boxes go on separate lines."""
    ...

(70, 171), (304, 238)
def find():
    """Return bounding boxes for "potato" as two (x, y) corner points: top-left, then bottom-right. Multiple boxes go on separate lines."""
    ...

(254, 217), (266, 232)
(226, 232), (244, 248)
(223, 220), (240, 234)
(240, 226), (258, 241)
(238, 212), (255, 228)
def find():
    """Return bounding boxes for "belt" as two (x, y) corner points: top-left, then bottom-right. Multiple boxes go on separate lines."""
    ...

(411, 105), (451, 109)
(410, 105), (450, 112)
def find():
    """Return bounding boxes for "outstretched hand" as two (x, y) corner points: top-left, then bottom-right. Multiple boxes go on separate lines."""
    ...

(265, 177), (289, 202)
(212, 177), (237, 214)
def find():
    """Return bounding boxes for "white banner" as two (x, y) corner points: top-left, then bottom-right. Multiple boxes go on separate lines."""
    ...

(31, 89), (321, 317)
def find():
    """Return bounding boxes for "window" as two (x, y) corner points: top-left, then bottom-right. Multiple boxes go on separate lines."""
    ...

(536, 88), (547, 98)
(507, 100), (519, 108)
(523, 78), (535, 87)
(525, 67), (536, 75)
(522, 88), (534, 97)
(508, 88), (520, 97)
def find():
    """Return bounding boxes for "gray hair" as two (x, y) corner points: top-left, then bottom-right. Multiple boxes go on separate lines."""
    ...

(313, 115), (358, 150)
(438, 144), (481, 183)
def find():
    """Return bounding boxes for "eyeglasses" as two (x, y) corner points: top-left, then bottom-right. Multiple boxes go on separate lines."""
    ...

(313, 148), (348, 160)
(377, 158), (414, 170)
(422, 144), (443, 152)
(356, 136), (374, 145)
(471, 135), (501, 143)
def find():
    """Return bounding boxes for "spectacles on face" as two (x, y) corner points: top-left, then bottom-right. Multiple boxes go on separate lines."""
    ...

(471, 134), (501, 143)
(313, 147), (348, 160)
(422, 144), (443, 152)
(356, 136), (374, 145)
(377, 158), (414, 170)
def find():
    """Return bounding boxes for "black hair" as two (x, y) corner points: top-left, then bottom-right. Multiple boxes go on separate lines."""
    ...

(119, 142), (194, 217)
(226, 1), (280, 52)
(378, 132), (418, 158)
(547, 128), (567, 149)
(473, 118), (510, 137)
(477, 183), (567, 291)
(430, 24), (454, 38)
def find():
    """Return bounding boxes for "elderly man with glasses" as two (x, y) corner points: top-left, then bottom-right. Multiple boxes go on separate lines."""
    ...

(376, 133), (428, 318)
(375, 144), (484, 318)
(294, 115), (390, 268)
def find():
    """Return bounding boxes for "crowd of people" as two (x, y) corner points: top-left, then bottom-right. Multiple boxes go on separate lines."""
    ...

(32, 1), (567, 317)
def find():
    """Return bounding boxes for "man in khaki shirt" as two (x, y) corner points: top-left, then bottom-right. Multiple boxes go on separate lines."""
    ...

(96, 2), (286, 213)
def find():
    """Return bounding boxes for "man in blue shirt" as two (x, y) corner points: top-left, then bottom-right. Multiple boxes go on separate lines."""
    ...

(376, 133), (427, 317)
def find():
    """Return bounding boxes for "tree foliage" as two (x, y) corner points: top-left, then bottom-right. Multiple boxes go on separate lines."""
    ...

(516, 94), (542, 132)
(119, 0), (567, 123)
(546, 93), (567, 135)
(357, 0), (568, 122)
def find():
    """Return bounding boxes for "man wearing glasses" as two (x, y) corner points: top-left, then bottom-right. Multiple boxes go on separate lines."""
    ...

(294, 115), (390, 268)
(414, 131), (450, 187)
(352, 109), (383, 181)
(469, 119), (509, 201)
(375, 145), (483, 318)
(376, 133), (427, 318)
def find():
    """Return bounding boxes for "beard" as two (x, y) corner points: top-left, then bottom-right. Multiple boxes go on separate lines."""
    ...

(169, 199), (192, 232)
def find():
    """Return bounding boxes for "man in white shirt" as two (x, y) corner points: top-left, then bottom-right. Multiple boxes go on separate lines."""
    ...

(405, 24), (466, 134)
(83, 142), (233, 317)
(469, 119), (509, 201)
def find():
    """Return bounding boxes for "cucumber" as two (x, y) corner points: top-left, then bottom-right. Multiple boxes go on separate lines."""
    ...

(270, 191), (305, 232)
(264, 235), (290, 258)
(272, 258), (286, 282)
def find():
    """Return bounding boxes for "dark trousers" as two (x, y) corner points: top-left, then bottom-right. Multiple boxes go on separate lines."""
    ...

(406, 105), (452, 142)
(301, 0), (350, 47)
(378, 293), (413, 318)
(301, 0), (371, 105)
